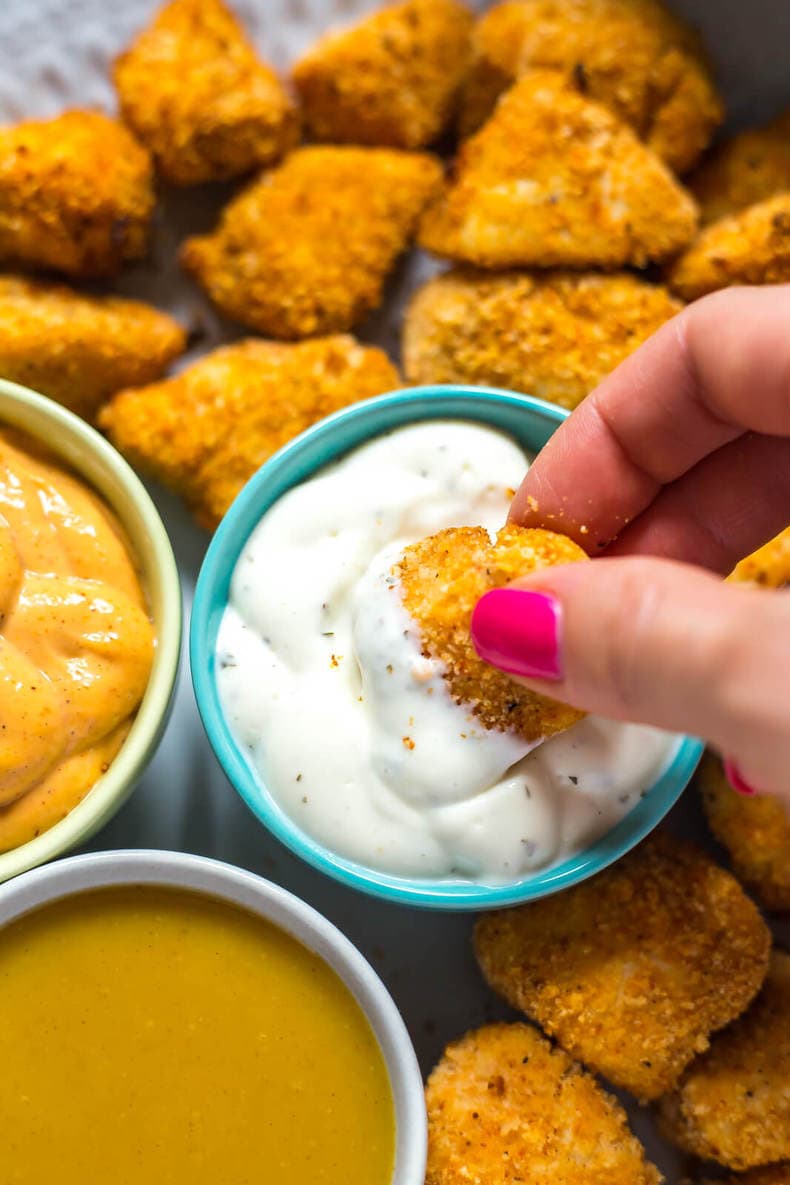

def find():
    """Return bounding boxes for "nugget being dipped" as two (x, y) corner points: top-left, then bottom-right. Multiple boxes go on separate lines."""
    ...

(425, 1022), (661, 1185)
(690, 110), (790, 224)
(114, 0), (298, 185)
(668, 193), (790, 299)
(0, 111), (154, 278)
(98, 336), (399, 529)
(475, 831), (771, 1100)
(403, 269), (682, 410)
(292, 0), (472, 149)
(460, 0), (722, 172)
(182, 146), (442, 337)
(0, 275), (185, 420)
(396, 525), (585, 742)
(419, 71), (699, 269)
(659, 951), (790, 1170)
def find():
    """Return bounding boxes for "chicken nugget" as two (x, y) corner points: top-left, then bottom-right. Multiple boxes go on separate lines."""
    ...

(0, 275), (185, 421)
(403, 269), (682, 410)
(460, 0), (722, 173)
(292, 0), (472, 150)
(730, 527), (790, 588)
(659, 951), (790, 1170)
(425, 1022), (662, 1185)
(475, 831), (771, 1100)
(0, 111), (154, 278)
(419, 72), (699, 270)
(696, 751), (790, 913)
(181, 146), (442, 337)
(690, 110), (790, 225)
(395, 525), (586, 743)
(667, 194), (790, 300)
(98, 336), (399, 530)
(114, 0), (298, 186)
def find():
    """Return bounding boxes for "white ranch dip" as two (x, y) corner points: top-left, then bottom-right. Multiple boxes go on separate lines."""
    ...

(217, 422), (677, 883)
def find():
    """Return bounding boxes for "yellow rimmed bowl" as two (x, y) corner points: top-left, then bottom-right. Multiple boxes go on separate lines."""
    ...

(0, 378), (181, 883)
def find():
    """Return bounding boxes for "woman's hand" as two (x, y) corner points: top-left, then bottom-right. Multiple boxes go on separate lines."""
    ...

(471, 285), (790, 802)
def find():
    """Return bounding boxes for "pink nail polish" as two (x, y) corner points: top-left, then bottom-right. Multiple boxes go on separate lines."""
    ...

(471, 588), (563, 681)
(723, 758), (757, 797)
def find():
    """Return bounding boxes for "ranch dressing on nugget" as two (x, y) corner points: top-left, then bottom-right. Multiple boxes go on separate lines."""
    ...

(218, 422), (677, 882)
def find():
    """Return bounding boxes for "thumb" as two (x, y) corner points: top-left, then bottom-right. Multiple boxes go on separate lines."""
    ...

(471, 555), (790, 800)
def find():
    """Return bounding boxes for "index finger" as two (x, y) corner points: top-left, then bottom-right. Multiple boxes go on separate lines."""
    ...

(509, 285), (790, 550)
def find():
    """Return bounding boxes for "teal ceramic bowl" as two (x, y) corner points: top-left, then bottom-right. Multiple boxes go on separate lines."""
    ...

(191, 386), (703, 910)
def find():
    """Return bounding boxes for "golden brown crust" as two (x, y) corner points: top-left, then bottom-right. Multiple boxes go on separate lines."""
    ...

(425, 1022), (662, 1185)
(181, 146), (443, 337)
(403, 268), (682, 410)
(114, 0), (298, 185)
(420, 71), (699, 269)
(0, 111), (154, 278)
(98, 336), (399, 530)
(396, 525), (586, 742)
(730, 527), (790, 589)
(696, 751), (790, 913)
(689, 110), (790, 225)
(0, 274), (185, 421)
(292, 0), (473, 149)
(474, 831), (771, 1100)
(459, 0), (722, 172)
(667, 194), (790, 300)
(658, 951), (790, 1170)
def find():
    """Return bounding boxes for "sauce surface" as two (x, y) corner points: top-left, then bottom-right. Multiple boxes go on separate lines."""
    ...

(0, 886), (394, 1185)
(0, 428), (153, 852)
(218, 422), (678, 882)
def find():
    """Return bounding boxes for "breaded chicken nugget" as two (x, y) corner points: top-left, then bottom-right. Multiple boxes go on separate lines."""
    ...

(292, 0), (472, 150)
(98, 336), (399, 529)
(667, 194), (790, 300)
(0, 275), (185, 421)
(419, 72), (699, 269)
(425, 1022), (662, 1185)
(659, 951), (790, 1170)
(730, 526), (790, 588)
(696, 752), (790, 913)
(474, 831), (771, 1100)
(690, 110), (790, 225)
(114, 0), (298, 186)
(0, 111), (154, 278)
(181, 146), (442, 337)
(396, 525), (586, 743)
(460, 0), (722, 173)
(403, 269), (682, 410)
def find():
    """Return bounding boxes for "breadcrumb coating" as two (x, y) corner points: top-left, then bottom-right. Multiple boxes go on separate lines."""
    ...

(690, 110), (790, 225)
(425, 1022), (662, 1185)
(419, 71), (699, 269)
(0, 111), (154, 279)
(459, 0), (722, 173)
(181, 146), (442, 337)
(403, 268), (682, 410)
(730, 526), (790, 588)
(659, 951), (790, 1170)
(474, 831), (771, 1100)
(396, 525), (586, 743)
(98, 336), (399, 530)
(114, 0), (298, 186)
(0, 274), (185, 421)
(292, 0), (473, 149)
(696, 751), (790, 913)
(667, 194), (790, 299)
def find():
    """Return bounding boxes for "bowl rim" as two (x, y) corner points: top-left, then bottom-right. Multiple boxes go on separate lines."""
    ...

(0, 848), (427, 1185)
(191, 385), (704, 911)
(0, 378), (182, 883)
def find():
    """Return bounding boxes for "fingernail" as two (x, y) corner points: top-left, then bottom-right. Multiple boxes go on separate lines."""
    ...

(723, 757), (757, 797)
(471, 588), (563, 681)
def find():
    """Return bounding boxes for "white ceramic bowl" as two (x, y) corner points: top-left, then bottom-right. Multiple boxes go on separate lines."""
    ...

(0, 849), (427, 1185)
